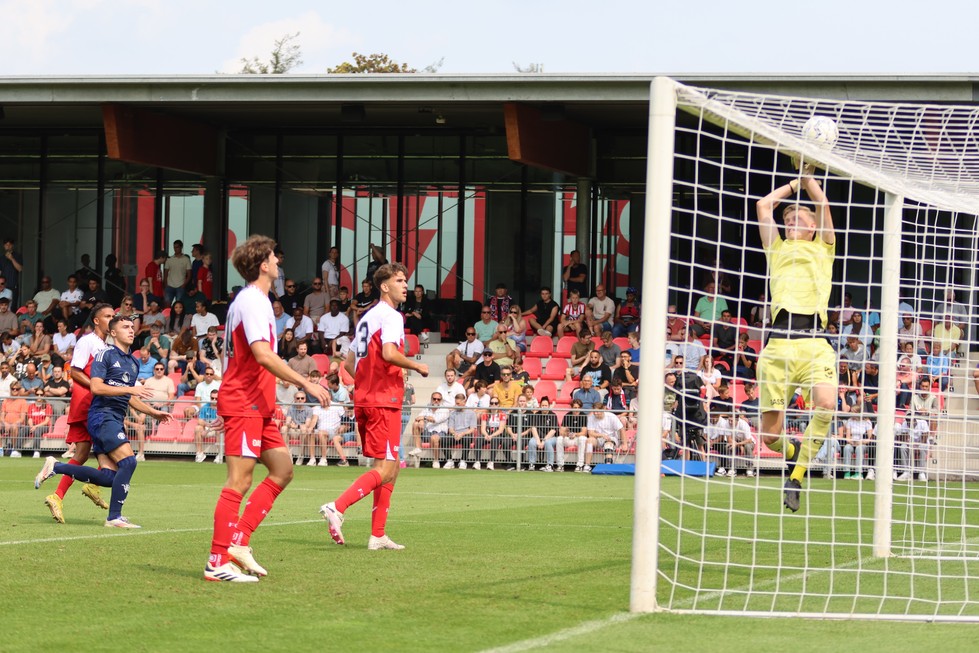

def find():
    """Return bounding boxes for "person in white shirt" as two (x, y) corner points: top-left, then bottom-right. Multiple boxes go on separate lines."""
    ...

(317, 300), (350, 357)
(52, 319), (77, 365)
(842, 414), (874, 480)
(706, 412), (733, 476)
(313, 400), (352, 467)
(730, 412), (756, 477)
(186, 367), (222, 428)
(447, 328), (484, 378)
(321, 247), (342, 300)
(434, 369), (466, 406)
(586, 284), (616, 336)
(190, 300), (220, 340)
(466, 381), (491, 410)
(286, 306), (315, 344)
(59, 274), (84, 323)
(585, 402), (622, 470)
(408, 391), (450, 468)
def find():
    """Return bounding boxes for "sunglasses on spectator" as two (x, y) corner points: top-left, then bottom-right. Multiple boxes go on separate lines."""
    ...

(490, 401), (500, 405)
(286, 284), (295, 289)
(154, 366), (164, 371)
(481, 310), (490, 314)
(313, 282), (322, 286)
(466, 331), (476, 336)
(501, 372), (511, 376)
(510, 310), (519, 314)
(497, 330), (506, 334)
(432, 396), (442, 401)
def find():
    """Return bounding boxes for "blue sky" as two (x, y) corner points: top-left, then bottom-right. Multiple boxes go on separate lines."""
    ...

(0, 0), (974, 76)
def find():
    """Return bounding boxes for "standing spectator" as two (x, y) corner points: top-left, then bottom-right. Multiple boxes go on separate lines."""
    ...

(164, 240), (191, 306)
(612, 287), (641, 337)
(196, 252), (214, 302)
(191, 300), (219, 341)
(272, 248), (286, 298)
(103, 254), (126, 308)
(487, 283), (512, 322)
(523, 287), (560, 337)
(0, 238), (23, 303)
(145, 250), (167, 299)
(502, 394), (534, 470)
(561, 249), (588, 298)
(364, 243), (387, 287)
(478, 397), (506, 470)
(534, 398), (561, 472)
(586, 284), (615, 336)
(557, 289), (588, 336)
(321, 247), (342, 300)
(303, 277), (329, 325)
(842, 412), (874, 480)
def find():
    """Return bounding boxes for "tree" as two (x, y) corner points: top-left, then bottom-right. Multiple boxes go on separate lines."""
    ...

(327, 52), (416, 74)
(239, 32), (303, 74)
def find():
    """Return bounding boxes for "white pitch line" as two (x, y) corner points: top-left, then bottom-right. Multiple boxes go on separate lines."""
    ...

(477, 612), (641, 653)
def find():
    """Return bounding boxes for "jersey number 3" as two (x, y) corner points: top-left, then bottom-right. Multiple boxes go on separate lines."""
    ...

(356, 322), (369, 358)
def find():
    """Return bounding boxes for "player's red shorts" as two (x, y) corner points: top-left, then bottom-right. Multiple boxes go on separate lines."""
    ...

(222, 415), (285, 458)
(65, 422), (91, 444)
(355, 406), (401, 461)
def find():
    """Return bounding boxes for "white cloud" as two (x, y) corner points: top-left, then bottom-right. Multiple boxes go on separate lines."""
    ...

(0, 0), (75, 67)
(220, 11), (358, 74)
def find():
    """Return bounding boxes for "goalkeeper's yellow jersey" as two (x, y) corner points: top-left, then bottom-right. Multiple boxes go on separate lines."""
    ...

(764, 235), (835, 327)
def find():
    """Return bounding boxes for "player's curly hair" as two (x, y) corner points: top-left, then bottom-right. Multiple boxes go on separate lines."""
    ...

(232, 235), (277, 283)
(373, 262), (408, 289)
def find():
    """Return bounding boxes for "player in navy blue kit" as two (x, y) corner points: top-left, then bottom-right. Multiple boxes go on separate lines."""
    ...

(35, 316), (172, 528)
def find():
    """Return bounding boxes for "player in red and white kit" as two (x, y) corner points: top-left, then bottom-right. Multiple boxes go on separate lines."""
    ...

(320, 263), (429, 550)
(204, 236), (330, 583)
(42, 303), (115, 523)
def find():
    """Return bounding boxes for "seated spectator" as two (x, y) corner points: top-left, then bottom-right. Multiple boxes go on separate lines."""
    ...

(350, 279), (379, 323)
(711, 309), (738, 370)
(692, 282), (729, 338)
(520, 383), (538, 409)
(501, 304), (527, 353)
(697, 354), (723, 400)
(435, 369), (467, 406)
(27, 394), (53, 455)
(739, 381), (760, 428)
(191, 300), (219, 341)
(0, 384), (28, 456)
(473, 306), (499, 345)
(193, 388), (222, 463)
(490, 366), (521, 408)
(145, 323), (170, 364)
(446, 326), (484, 375)
(558, 398), (589, 471)
(925, 341), (951, 391)
(168, 329), (199, 374)
(597, 330), (622, 370)
(272, 301), (290, 338)
(898, 313), (925, 353)
(21, 300), (44, 330)
(166, 300), (192, 337)
(466, 380), (491, 411)
(286, 306), (315, 346)
(566, 330), (595, 381)
(710, 382), (735, 416)
(477, 397), (507, 470)
(612, 350), (639, 401)
(487, 282), (512, 322)
(200, 326), (224, 370)
(402, 284), (434, 335)
(749, 292), (771, 328)
(42, 366), (71, 414)
(486, 325), (520, 368)
(557, 289), (587, 336)
(932, 314), (963, 357)
(287, 342), (318, 378)
(837, 292), (857, 327)
(409, 392), (450, 468)
(523, 287), (560, 338)
(612, 287), (640, 338)
(572, 374), (602, 407)
(841, 311), (873, 350)
(587, 285), (616, 336)
(733, 332), (757, 380)
(666, 304), (687, 342)
(585, 402), (622, 468)
(469, 350), (502, 389)
(445, 393), (479, 469)
(27, 321), (51, 360)
(135, 347), (157, 381)
(910, 376), (938, 436)
(677, 327), (704, 371)
(58, 275), (84, 327)
(605, 379), (629, 413)
(11, 345), (39, 379)
(19, 363), (43, 396)
(284, 390), (318, 465)
(132, 277), (162, 313)
(839, 335), (868, 367)
(0, 297), (18, 335)
(579, 350), (612, 395)
(511, 360), (531, 386)
(278, 328), (298, 361)
(279, 278), (302, 316)
(51, 319), (76, 367)
(318, 300), (351, 358)
(826, 321), (842, 353)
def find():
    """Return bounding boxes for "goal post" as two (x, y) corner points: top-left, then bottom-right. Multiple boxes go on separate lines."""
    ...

(632, 76), (979, 621)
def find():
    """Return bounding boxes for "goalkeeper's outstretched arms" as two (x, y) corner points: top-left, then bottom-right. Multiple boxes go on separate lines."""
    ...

(755, 163), (834, 247)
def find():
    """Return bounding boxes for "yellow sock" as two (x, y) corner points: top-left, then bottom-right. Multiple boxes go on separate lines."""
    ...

(790, 408), (832, 483)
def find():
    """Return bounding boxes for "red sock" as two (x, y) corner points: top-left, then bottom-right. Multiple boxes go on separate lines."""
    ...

(335, 469), (383, 513)
(209, 488), (243, 567)
(231, 478), (284, 547)
(54, 459), (82, 499)
(371, 482), (395, 537)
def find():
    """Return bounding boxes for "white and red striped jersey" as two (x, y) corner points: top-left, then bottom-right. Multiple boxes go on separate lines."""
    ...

(352, 301), (404, 409)
(217, 285), (277, 418)
(562, 302), (586, 320)
(67, 332), (108, 425)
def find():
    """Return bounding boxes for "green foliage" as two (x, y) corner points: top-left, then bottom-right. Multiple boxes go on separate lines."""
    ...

(327, 52), (417, 74)
(239, 32), (303, 74)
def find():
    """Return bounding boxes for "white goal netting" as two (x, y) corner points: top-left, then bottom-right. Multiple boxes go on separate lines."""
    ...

(633, 78), (979, 621)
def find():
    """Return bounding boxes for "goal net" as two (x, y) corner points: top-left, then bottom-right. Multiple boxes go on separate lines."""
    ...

(631, 77), (979, 621)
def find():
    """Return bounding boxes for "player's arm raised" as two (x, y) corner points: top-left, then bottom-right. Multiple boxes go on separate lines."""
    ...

(801, 164), (835, 245)
(249, 340), (331, 405)
(756, 179), (798, 248)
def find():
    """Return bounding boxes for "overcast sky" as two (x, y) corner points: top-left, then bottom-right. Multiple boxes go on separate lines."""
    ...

(0, 0), (975, 76)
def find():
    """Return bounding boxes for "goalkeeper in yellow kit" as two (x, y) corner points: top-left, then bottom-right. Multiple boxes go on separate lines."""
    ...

(756, 163), (836, 512)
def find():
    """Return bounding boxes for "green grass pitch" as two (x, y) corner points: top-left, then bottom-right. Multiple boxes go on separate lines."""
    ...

(1, 460), (976, 652)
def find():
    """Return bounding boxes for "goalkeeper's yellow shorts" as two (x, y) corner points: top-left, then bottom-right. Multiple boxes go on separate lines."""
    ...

(757, 337), (837, 412)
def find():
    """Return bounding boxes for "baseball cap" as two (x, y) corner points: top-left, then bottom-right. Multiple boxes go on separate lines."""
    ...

(626, 287), (637, 295)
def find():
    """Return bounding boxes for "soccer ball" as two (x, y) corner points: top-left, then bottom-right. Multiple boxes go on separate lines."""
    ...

(801, 116), (839, 149)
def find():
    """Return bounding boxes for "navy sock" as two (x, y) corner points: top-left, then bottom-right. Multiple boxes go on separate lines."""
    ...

(53, 462), (116, 487)
(108, 456), (137, 521)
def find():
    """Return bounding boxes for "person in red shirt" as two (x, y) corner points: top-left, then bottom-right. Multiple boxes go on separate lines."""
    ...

(204, 235), (330, 583)
(196, 252), (214, 301)
(320, 263), (429, 550)
(145, 250), (166, 299)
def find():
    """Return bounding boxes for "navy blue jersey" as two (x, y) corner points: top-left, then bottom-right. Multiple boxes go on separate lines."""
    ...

(89, 345), (140, 431)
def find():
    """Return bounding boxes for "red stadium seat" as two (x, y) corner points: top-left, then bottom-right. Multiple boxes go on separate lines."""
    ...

(150, 417), (185, 443)
(525, 337), (553, 359)
(552, 336), (577, 359)
(338, 363), (354, 387)
(311, 354), (332, 376)
(181, 419), (200, 443)
(613, 337), (631, 350)
(533, 380), (558, 403)
(919, 319), (932, 336)
(45, 415), (69, 440)
(541, 358), (568, 381)
(404, 334), (421, 358)
(521, 357), (542, 380)
(556, 381), (580, 406)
